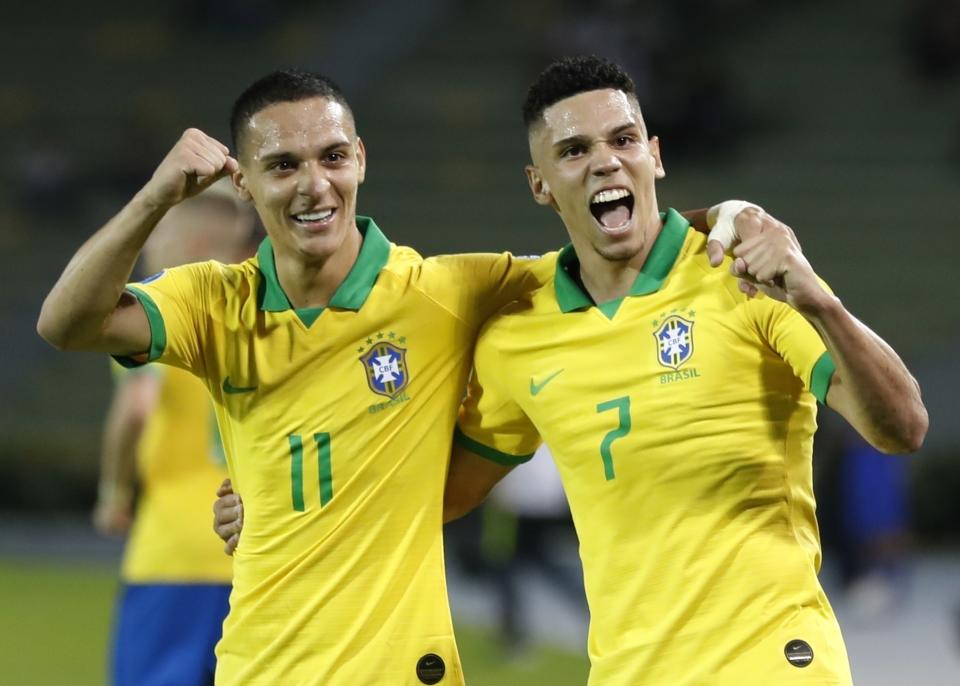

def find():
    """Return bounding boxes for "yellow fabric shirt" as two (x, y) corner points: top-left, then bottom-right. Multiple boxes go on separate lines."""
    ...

(116, 363), (232, 583)
(118, 217), (536, 686)
(457, 209), (852, 685)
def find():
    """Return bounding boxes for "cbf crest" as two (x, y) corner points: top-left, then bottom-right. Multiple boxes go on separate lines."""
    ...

(358, 333), (410, 399)
(653, 314), (694, 370)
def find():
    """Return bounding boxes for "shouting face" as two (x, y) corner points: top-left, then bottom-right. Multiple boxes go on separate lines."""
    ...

(526, 88), (664, 265)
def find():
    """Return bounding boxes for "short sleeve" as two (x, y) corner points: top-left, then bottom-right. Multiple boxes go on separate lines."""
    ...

(748, 286), (834, 404)
(421, 253), (544, 330)
(112, 262), (213, 375)
(455, 327), (542, 465)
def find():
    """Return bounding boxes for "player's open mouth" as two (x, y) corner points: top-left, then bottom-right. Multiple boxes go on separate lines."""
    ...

(589, 188), (634, 233)
(292, 208), (336, 227)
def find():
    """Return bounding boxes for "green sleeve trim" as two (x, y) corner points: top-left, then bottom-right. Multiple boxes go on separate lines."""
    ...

(809, 351), (836, 405)
(453, 426), (535, 466)
(112, 286), (167, 368)
(110, 359), (160, 382)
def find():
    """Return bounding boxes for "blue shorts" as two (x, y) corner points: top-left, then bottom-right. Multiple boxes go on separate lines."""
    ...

(841, 442), (908, 539)
(111, 583), (231, 686)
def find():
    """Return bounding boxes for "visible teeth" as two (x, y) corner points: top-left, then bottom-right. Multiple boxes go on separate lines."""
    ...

(591, 188), (631, 204)
(296, 209), (334, 222)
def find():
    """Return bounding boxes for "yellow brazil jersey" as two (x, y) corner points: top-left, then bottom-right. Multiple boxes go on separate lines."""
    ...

(456, 209), (852, 686)
(115, 363), (232, 583)
(116, 217), (536, 686)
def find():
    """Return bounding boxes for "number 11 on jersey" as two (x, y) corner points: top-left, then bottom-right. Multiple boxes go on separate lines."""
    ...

(288, 432), (333, 511)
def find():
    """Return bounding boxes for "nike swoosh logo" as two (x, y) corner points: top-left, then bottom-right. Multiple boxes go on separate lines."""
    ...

(530, 369), (564, 396)
(222, 377), (258, 394)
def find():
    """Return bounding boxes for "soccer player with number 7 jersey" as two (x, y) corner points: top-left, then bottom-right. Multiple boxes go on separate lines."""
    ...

(40, 66), (771, 684)
(446, 56), (928, 685)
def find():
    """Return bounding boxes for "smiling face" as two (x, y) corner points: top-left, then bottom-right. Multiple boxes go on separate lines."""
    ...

(526, 88), (664, 265)
(232, 96), (365, 264)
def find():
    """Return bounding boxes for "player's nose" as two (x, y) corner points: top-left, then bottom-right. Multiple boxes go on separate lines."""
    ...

(590, 146), (622, 176)
(297, 161), (331, 197)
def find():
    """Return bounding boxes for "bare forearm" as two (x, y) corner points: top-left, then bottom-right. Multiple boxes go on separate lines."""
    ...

(444, 443), (513, 523)
(99, 403), (143, 508)
(38, 190), (166, 351)
(98, 374), (156, 510)
(728, 217), (927, 453)
(809, 296), (927, 453)
(443, 477), (494, 523)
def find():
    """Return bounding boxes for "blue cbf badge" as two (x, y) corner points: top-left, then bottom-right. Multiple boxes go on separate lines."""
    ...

(654, 315), (694, 370)
(360, 341), (409, 398)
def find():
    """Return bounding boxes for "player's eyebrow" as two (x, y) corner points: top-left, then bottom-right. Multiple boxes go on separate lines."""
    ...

(607, 122), (641, 138)
(552, 123), (641, 151)
(258, 140), (351, 166)
(552, 133), (590, 151)
(258, 151), (295, 165)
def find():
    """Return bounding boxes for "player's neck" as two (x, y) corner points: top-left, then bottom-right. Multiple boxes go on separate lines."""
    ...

(275, 227), (363, 309)
(576, 217), (662, 305)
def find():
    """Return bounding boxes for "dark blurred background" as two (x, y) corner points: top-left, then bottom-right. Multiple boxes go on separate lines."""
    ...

(1, 0), (958, 683)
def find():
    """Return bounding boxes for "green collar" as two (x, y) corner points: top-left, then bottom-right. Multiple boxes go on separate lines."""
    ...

(554, 208), (689, 314)
(256, 215), (391, 313)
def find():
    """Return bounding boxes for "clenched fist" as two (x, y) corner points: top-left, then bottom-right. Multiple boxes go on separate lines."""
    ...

(729, 216), (831, 316)
(140, 128), (239, 211)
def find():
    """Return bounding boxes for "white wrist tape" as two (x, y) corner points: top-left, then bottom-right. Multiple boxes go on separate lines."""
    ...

(707, 200), (763, 251)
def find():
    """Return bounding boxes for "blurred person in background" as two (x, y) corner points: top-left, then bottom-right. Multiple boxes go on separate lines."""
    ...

(813, 415), (913, 623)
(838, 432), (912, 621)
(483, 442), (587, 661)
(94, 178), (256, 686)
(444, 55), (927, 685)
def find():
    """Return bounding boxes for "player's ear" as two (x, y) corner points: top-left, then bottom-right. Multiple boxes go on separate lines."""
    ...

(356, 137), (366, 185)
(649, 136), (665, 180)
(525, 165), (553, 206)
(232, 169), (252, 202)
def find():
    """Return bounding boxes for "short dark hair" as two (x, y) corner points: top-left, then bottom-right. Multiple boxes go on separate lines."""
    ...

(230, 69), (353, 152)
(522, 55), (637, 128)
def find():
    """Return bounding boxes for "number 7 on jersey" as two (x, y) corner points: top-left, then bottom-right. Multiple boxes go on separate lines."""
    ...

(596, 396), (631, 481)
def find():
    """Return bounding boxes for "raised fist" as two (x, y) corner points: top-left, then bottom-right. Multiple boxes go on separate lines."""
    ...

(140, 128), (239, 210)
